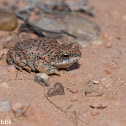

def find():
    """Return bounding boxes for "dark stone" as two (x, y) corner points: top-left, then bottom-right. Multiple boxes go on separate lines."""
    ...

(47, 82), (65, 97)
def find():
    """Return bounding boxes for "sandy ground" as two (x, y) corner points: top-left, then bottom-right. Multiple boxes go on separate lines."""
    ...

(0, 0), (126, 126)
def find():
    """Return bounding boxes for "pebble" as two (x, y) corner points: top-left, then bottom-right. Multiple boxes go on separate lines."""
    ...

(1, 82), (9, 88)
(92, 40), (102, 45)
(0, 100), (12, 112)
(92, 80), (99, 84)
(35, 73), (49, 87)
(85, 87), (103, 97)
(0, 9), (18, 31)
(36, 73), (49, 81)
(47, 82), (65, 97)
(87, 80), (99, 86)
(86, 80), (103, 97)
(13, 103), (29, 118)
(91, 108), (100, 116)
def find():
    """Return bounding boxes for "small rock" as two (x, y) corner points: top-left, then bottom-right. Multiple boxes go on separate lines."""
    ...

(35, 73), (49, 87)
(13, 103), (29, 118)
(92, 40), (102, 45)
(36, 73), (49, 81)
(1, 82), (9, 88)
(0, 9), (18, 31)
(0, 100), (12, 112)
(47, 82), (65, 97)
(91, 108), (100, 116)
(87, 80), (99, 86)
(85, 87), (103, 97)
(92, 80), (99, 84)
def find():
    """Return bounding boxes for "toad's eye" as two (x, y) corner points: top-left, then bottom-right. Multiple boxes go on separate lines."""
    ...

(62, 53), (69, 59)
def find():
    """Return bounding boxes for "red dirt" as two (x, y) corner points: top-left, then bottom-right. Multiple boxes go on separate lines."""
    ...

(0, 0), (126, 126)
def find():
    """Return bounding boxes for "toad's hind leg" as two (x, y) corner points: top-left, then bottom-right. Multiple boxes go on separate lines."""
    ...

(26, 58), (36, 72)
(34, 59), (60, 75)
(6, 50), (23, 71)
(6, 51), (14, 65)
(7, 50), (31, 72)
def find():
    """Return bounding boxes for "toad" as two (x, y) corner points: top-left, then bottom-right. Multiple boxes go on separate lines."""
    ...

(6, 37), (81, 74)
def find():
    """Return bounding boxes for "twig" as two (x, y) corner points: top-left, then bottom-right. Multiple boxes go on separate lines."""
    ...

(66, 104), (73, 110)
(74, 111), (78, 126)
(44, 92), (85, 126)
(44, 93), (66, 113)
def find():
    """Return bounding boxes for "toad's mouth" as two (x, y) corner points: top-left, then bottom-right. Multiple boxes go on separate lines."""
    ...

(51, 57), (80, 68)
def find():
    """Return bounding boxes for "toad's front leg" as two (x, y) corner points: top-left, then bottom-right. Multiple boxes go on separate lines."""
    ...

(34, 59), (60, 75)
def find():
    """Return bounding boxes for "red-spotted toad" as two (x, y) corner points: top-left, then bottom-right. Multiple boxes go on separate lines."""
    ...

(6, 37), (81, 74)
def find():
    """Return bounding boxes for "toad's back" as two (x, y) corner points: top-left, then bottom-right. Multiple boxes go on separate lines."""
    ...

(15, 37), (59, 54)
